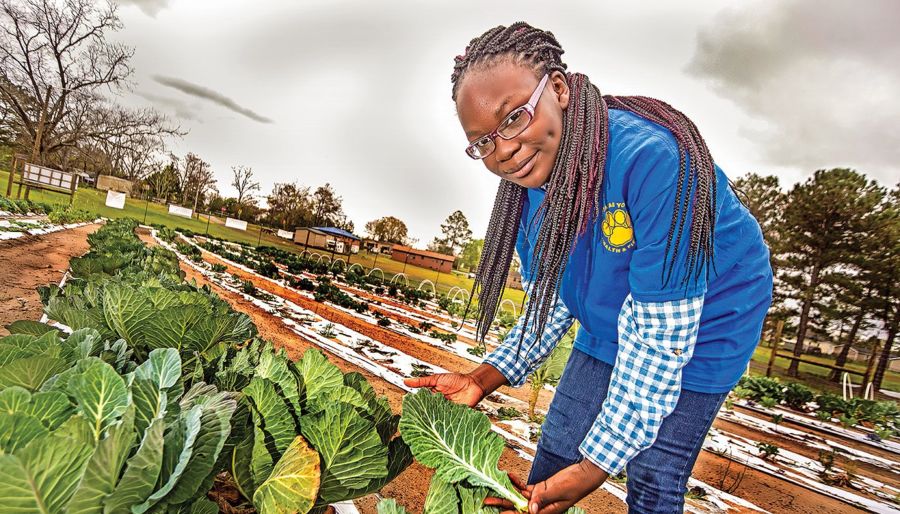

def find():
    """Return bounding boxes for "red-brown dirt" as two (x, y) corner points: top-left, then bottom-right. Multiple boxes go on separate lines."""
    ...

(0, 223), (100, 335)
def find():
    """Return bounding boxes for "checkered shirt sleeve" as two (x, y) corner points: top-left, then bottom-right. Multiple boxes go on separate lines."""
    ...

(579, 294), (705, 475)
(483, 279), (576, 387)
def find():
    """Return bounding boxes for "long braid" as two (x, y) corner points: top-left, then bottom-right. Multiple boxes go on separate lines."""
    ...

(454, 22), (717, 347)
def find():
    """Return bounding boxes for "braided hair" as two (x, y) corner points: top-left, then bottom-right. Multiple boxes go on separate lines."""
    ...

(453, 22), (718, 349)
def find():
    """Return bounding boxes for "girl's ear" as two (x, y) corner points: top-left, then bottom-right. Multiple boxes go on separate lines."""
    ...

(550, 70), (569, 109)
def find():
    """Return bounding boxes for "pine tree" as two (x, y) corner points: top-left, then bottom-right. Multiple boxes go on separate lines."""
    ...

(776, 169), (885, 377)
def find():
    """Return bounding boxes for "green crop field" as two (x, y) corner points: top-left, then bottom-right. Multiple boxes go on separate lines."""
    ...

(0, 168), (526, 306)
(748, 344), (900, 394)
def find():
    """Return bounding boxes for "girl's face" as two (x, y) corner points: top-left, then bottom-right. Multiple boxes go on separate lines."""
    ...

(456, 61), (569, 189)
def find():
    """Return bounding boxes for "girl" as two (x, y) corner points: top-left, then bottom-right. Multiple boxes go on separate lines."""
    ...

(406, 22), (772, 514)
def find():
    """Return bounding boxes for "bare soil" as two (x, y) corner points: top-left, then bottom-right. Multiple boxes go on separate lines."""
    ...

(732, 404), (900, 463)
(692, 450), (867, 514)
(0, 223), (100, 335)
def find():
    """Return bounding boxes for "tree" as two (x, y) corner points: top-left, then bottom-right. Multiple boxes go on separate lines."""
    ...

(266, 182), (314, 230)
(870, 186), (900, 390)
(776, 169), (885, 377)
(457, 238), (484, 271)
(312, 183), (352, 229)
(231, 165), (260, 208)
(733, 173), (785, 246)
(365, 216), (408, 244)
(430, 210), (472, 257)
(0, 1), (180, 174)
(173, 152), (215, 213)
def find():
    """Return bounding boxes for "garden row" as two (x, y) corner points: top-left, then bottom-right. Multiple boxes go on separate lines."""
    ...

(733, 375), (899, 441)
(181, 230), (517, 336)
(1, 218), (588, 514)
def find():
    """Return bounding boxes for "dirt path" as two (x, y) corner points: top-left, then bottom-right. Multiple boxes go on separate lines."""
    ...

(715, 416), (900, 491)
(731, 404), (900, 462)
(0, 224), (100, 335)
(691, 450), (866, 514)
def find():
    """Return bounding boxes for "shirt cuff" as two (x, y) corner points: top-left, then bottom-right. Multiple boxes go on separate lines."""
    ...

(483, 345), (532, 387)
(578, 430), (641, 475)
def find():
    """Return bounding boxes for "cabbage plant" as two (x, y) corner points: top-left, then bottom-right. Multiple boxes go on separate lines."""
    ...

(0, 348), (236, 514)
(218, 343), (412, 513)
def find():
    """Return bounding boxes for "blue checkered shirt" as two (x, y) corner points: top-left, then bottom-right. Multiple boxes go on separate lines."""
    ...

(484, 288), (704, 475)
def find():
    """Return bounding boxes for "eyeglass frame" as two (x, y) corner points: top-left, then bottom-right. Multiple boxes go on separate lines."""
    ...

(464, 73), (550, 160)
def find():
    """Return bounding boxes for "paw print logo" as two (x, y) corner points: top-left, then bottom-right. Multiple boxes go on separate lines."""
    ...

(602, 208), (634, 248)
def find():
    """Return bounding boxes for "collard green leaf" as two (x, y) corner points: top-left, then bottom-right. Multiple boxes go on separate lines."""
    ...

(254, 349), (301, 411)
(65, 328), (104, 360)
(245, 378), (297, 457)
(102, 284), (155, 348)
(423, 475), (460, 514)
(134, 348), (182, 390)
(231, 430), (259, 500)
(188, 498), (219, 514)
(28, 390), (74, 429)
(103, 417), (166, 513)
(142, 305), (206, 351)
(377, 499), (410, 514)
(300, 401), (388, 506)
(133, 405), (202, 514)
(305, 385), (366, 415)
(132, 378), (167, 436)
(343, 372), (376, 403)
(343, 437), (412, 499)
(69, 359), (130, 441)
(456, 482), (501, 514)
(253, 435), (321, 514)
(165, 390), (236, 505)
(0, 350), (69, 391)
(399, 390), (527, 511)
(45, 297), (108, 334)
(297, 349), (342, 402)
(68, 407), (136, 514)
(0, 434), (93, 514)
(0, 412), (48, 453)
(4, 320), (62, 338)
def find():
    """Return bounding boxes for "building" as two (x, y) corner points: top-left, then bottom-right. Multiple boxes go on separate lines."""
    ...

(506, 268), (523, 290)
(96, 174), (133, 194)
(293, 227), (360, 254)
(391, 245), (455, 273)
(362, 238), (394, 255)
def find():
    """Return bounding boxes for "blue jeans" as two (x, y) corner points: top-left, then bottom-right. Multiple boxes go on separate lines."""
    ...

(529, 349), (727, 513)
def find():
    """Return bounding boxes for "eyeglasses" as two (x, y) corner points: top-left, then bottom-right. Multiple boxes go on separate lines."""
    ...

(465, 74), (549, 160)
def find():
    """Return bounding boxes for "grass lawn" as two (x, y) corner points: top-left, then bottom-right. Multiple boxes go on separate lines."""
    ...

(1, 169), (527, 305)
(748, 344), (900, 395)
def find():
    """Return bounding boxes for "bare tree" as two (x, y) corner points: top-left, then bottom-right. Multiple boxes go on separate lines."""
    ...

(0, 0), (133, 163)
(231, 165), (260, 207)
(175, 152), (215, 213)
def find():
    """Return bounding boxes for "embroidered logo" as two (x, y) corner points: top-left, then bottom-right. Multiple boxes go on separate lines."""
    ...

(601, 202), (635, 253)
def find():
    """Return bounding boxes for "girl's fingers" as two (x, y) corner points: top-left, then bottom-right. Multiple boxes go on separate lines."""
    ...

(483, 497), (516, 508)
(508, 472), (531, 493)
(403, 375), (436, 388)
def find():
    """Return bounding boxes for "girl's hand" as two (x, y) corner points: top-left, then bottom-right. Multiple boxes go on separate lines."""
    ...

(485, 461), (607, 513)
(404, 373), (484, 407)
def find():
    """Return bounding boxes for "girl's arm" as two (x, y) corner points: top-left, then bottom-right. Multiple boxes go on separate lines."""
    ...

(481, 277), (576, 389)
(578, 294), (703, 474)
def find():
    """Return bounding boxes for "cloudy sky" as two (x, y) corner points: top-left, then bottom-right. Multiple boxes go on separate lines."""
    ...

(112, 0), (899, 245)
